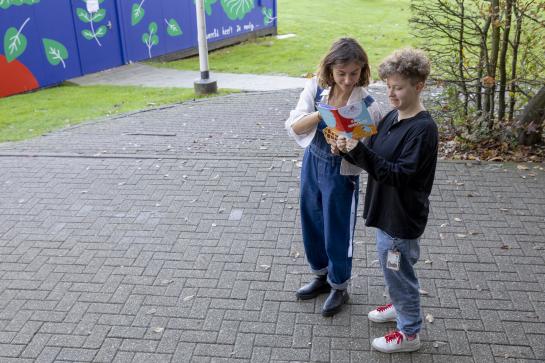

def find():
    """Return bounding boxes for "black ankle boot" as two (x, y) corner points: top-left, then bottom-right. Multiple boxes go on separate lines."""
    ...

(296, 275), (330, 300)
(321, 289), (349, 316)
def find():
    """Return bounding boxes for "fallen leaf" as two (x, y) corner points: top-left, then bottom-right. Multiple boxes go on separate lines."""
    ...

(454, 218), (462, 222)
(419, 289), (430, 296)
(260, 264), (271, 270)
(517, 164), (529, 170)
(424, 259), (433, 265)
(440, 223), (448, 228)
(183, 295), (194, 301)
(433, 341), (447, 348)
(153, 327), (164, 333)
(456, 234), (466, 238)
(500, 244), (510, 250)
(146, 308), (156, 314)
(426, 313), (434, 323)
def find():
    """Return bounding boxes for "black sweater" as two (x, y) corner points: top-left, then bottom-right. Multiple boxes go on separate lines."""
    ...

(342, 109), (438, 239)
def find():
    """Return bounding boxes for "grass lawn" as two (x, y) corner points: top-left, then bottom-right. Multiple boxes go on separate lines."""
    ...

(153, 0), (413, 79)
(0, 83), (232, 143)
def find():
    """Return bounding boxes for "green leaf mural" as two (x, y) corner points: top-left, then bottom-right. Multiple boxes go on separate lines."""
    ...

(131, 1), (145, 26)
(76, 2), (108, 46)
(95, 25), (107, 38)
(82, 29), (94, 40)
(192, 0), (217, 16)
(91, 8), (106, 23)
(0, 0), (40, 10)
(77, 8), (91, 23)
(42, 38), (68, 68)
(262, 7), (274, 25)
(220, 0), (254, 21)
(142, 22), (158, 59)
(3, 17), (29, 62)
(165, 18), (182, 37)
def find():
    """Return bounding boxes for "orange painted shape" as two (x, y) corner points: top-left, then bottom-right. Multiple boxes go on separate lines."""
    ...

(0, 55), (40, 98)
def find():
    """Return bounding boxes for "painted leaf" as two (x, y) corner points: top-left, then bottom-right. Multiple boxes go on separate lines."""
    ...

(142, 33), (149, 44)
(95, 25), (108, 38)
(91, 8), (106, 22)
(151, 34), (159, 46)
(148, 22), (157, 34)
(42, 38), (68, 67)
(166, 18), (182, 37)
(262, 7), (273, 24)
(220, 0), (254, 20)
(192, 0), (217, 16)
(82, 29), (94, 40)
(77, 8), (91, 23)
(0, 1), (9, 10)
(12, 0), (23, 4)
(131, 3), (145, 26)
(3, 27), (27, 62)
(204, 0), (217, 15)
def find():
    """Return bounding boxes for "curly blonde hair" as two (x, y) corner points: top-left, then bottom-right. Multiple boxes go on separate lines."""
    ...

(316, 38), (371, 88)
(378, 48), (430, 84)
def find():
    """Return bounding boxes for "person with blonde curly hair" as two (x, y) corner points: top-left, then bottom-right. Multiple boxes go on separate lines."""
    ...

(336, 48), (438, 353)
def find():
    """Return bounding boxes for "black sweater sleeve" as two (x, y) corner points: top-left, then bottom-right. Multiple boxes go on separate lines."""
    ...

(342, 127), (434, 187)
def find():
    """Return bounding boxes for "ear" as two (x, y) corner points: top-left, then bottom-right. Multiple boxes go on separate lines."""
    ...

(415, 81), (425, 93)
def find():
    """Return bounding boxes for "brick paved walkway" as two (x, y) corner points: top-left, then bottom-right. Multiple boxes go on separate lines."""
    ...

(1, 90), (544, 362)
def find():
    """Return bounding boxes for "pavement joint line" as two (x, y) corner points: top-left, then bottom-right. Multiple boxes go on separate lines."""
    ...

(0, 152), (301, 160)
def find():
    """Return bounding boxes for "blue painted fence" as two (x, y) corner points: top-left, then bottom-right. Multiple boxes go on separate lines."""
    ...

(0, 0), (277, 97)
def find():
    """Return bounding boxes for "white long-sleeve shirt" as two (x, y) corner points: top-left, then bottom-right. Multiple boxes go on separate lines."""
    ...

(285, 77), (384, 174)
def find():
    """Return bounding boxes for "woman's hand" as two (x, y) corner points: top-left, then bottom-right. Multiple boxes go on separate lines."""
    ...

(337, 136), (359, 153)
(330, 143), (340, 155)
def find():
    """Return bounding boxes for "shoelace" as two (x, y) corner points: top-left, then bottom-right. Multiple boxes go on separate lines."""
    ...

(384, 330), (404, 344)
(376, 303), (393, 312)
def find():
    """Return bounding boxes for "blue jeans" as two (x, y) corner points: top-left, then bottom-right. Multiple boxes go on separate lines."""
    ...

(376, 228), (422, 335)
(300, 146), (358, 290)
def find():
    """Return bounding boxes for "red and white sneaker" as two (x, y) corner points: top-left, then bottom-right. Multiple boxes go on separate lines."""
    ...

(372, 330), (421, 353)
(368, 303), (397, 323)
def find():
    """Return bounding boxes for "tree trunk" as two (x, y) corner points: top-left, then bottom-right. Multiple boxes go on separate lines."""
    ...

(498, 0), (513, 120)
(486, 0), (501, 130)
(509, 5), (523, 121)
(457, 0), (469, 119)
(518, 85), (545, 145)
(477, 17), (491, 115)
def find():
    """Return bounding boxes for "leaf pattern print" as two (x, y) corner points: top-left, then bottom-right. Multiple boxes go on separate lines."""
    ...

(131, 0), (145, 26)
(42, 38), (68, 68)
(164, 18), (182, 37)
(142, 22), (159, 58)
(220, 0), (254, 21)
(76, 2), (108, 47)
(0, 0), (40, 10)
(3, 17), (29, 62)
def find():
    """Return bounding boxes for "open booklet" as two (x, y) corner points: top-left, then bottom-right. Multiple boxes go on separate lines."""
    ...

(317, 99), (377, 144)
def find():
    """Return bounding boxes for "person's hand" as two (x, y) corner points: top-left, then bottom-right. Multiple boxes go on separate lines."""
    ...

(330, 143), (340, 155)
(337, 136), (358, 153)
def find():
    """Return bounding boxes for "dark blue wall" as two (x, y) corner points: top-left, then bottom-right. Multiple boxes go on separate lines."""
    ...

(0, 0), (277, 97)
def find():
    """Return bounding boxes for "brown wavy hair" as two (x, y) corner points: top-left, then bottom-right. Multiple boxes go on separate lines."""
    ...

(316, 37), (371, 89)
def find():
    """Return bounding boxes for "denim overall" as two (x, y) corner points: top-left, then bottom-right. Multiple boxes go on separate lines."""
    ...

(299, 88), (360, 289)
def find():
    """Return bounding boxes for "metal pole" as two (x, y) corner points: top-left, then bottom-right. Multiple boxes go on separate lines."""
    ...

(194, 0), (217, 95)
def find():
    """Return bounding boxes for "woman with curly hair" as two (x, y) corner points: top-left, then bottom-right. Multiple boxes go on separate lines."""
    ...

(336, 48), (438, 353)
